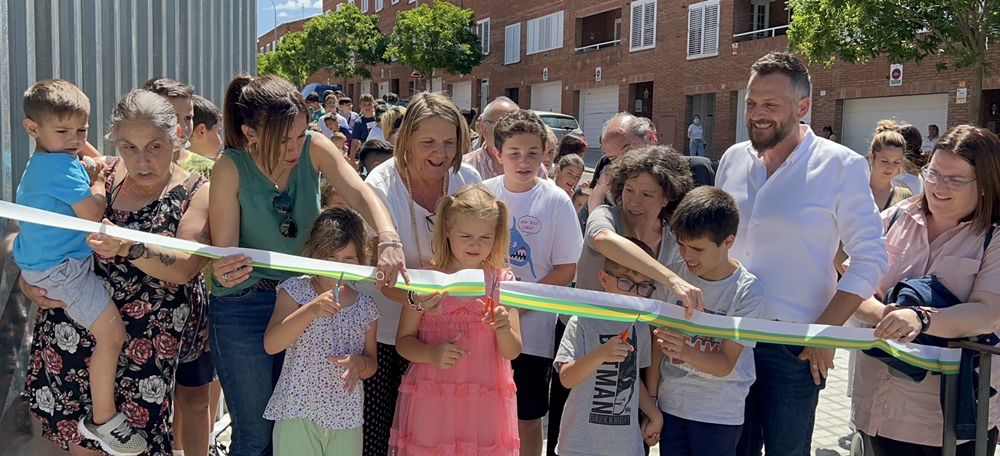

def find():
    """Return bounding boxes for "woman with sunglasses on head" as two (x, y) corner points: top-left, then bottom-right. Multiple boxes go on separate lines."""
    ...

(850, 125), (1000, 456)
(209, 74), (406, 456)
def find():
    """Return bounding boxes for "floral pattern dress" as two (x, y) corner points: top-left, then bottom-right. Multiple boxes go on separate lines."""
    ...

(24, 160), (208, 455)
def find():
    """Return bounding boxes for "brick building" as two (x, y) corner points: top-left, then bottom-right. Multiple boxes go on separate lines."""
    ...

(316, 0), (1000, 158)
(257, 16), (311, 54)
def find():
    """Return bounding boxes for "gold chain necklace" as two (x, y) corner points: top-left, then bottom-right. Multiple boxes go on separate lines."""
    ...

(403, 166), (448, 268)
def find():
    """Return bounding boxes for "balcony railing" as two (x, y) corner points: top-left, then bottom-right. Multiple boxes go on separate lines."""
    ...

(733, 24), (789, 41)
(574, 39), (621, 53)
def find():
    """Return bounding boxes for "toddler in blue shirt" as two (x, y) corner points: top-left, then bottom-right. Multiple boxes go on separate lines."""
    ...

(14, 79), (147, 455)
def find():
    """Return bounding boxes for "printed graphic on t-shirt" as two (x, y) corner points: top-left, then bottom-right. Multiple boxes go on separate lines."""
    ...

(588, 330), (637, 426)
(669, 301), (723, 378)
(508, 215), (538, 278)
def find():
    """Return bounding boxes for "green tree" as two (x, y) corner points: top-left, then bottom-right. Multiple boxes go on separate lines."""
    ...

(301, 4), (388, 80)
(257, 31), (310, 86)
(787, 0), (999, 125)
(388, 2), (484, 91)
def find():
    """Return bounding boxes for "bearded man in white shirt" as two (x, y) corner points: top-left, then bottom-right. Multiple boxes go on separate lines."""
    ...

(718, 52), (889, 456)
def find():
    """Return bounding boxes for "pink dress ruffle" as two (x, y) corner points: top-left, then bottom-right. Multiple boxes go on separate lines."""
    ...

(389, 268), (520, 456)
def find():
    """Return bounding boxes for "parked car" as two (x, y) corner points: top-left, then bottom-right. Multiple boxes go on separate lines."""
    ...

(532, 111), (585, 143)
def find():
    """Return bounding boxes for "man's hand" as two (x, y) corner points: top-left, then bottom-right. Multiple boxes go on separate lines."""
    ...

(799, 347), (835, 385)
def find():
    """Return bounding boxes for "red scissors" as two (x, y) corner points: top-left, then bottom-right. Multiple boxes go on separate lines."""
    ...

(484, 274), (500, 323)
(619, 315), (640, 343)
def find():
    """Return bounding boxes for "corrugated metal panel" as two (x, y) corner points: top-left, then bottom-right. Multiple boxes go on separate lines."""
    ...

(0, 3), (256, 452)
(0, 0), (257, 203)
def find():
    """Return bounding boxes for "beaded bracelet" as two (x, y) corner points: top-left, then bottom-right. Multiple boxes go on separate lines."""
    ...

(377, 240), (403, 251)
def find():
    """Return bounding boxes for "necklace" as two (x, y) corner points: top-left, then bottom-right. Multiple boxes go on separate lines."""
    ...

(111, 166), (175, 208)
(403, 167), (448, 268)
(253, 158), (288, 190)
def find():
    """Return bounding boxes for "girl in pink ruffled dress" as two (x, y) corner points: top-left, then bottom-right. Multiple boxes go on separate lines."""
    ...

(389, 184), (522, 455)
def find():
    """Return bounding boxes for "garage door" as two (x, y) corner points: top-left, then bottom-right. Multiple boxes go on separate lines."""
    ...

(580, 85), (619, 144)
(451, 82), (472, 109)
(531, 81), (562, 114)
(842, 94), (948, 155)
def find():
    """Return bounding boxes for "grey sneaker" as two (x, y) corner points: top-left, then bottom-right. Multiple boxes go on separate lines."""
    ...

(77, 412), (148, 456)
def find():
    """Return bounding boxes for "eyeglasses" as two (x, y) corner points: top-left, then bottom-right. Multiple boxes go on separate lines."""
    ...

(604, 271), (656, 298)
(921, 166), (976, 192)
(425, 214), (435, 233)
(273, 191), (298, 238)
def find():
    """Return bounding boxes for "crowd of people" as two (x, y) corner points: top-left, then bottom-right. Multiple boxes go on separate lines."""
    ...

(9, 50), (1000, 456)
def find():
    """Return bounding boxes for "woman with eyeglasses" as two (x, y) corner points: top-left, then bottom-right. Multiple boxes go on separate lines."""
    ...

(359, 91), (482, 456)
(208, 75), (406, 456)
(849, 125), (1000, 455)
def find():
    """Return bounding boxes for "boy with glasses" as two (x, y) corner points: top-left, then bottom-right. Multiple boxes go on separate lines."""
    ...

(553, 237), (661, 456)
(646, 186), (765, 456)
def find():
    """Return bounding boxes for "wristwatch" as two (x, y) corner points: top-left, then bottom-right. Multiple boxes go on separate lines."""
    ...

(125, 242), (147, 261)
(906, 306), (932, 334)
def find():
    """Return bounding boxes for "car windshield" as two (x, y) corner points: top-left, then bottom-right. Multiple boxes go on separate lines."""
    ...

(540, 115), (579, 130)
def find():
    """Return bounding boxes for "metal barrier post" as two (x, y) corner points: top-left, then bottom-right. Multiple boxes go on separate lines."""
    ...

(943, 370), (958, 456)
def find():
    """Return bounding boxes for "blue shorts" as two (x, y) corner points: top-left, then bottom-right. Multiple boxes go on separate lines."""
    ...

(21, 255), (111, 330)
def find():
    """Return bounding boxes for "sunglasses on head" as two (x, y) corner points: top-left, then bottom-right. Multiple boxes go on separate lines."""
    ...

(273, 191), (298, 238)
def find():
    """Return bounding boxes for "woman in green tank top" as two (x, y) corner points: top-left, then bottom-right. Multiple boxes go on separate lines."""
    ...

(207, 75), (406, 455)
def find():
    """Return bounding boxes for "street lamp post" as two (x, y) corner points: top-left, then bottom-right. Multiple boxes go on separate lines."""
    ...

(269, 0), (277, 51)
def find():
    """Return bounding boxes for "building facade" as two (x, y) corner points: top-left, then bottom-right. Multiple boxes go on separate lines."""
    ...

(318, 0), (998, 159)
(258, 16), (311, 54)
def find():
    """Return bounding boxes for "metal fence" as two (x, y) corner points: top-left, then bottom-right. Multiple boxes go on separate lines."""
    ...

(0, 2), (255, 454)
(0, 0), (258, 203)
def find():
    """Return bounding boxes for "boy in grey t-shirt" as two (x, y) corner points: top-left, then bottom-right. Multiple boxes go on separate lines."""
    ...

(554, 238), (661, 456)
(647, 187), (765, 456)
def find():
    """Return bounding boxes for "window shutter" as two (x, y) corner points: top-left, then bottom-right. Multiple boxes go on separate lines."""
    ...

(687, 4), (703, 57)
(376, 0), (383, 11)
(478, 20), (490, 55)
(527, 12), (563, 55)
(630, 2), (642, 51)
(703, 2), (719, 56)
(505, 23), (521, 64)
(642, 1), (656, 48)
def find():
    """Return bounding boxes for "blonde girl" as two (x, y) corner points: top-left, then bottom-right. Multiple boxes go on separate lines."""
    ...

(868, 120), (913, 210)
(388, 184), (522, 455)
(263, 207), (380, 456)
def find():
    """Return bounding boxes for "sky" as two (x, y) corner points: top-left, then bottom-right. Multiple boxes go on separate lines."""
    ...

(257, 0), (325, 38)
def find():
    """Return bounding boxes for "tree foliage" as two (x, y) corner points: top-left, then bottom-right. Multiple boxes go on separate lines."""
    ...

(301, 4), (388, 79)
(257, 31), (310, 87)
(387, 2), (484, 85)
(787, 0), (1000, 124)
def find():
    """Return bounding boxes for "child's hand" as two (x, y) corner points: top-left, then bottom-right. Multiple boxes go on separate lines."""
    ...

(327, 354), (366, 393)
(309, 289), (341, 318)
(429, 333), (470, 369)
(479, 301), (512, 333)
(597, 336), (633, 364)
(81, 156), (105, 185)
(654, 328), (689, 361)
(640, 412), (663, 446)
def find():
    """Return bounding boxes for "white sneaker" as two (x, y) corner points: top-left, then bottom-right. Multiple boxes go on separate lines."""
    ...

(77, 412), (148, 456)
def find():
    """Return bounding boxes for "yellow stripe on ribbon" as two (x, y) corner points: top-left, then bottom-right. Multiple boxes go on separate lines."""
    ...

(0, 201), (964, 373)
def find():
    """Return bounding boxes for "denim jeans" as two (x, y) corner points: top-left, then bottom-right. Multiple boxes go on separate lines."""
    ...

(660, 411), (743, 456)
(210, 284), (285, 456)
(690, 139), (706, 157)
(736, 343), (825, 456)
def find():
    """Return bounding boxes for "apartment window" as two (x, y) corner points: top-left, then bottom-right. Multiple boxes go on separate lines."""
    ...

(361, 0), (369, 12)
(687, 0), (719, 59)
(392, 0), (399, 3)
(630, 0), (656, 51)
(505, 23), (521, 64)
(477, 18), (491, 55)
(527, 11), (564, 54)
(376, 0), (383, 11)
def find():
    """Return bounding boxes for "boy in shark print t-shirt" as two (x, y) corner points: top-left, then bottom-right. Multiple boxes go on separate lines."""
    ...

(482, 110), (583, 451)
